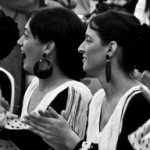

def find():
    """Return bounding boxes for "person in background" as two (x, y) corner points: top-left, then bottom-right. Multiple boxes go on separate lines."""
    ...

(25, 10), (150, 150)
(0, 0), (40, 114)
(0, 7), (92, 150)
(74, 0), (91, 18)
(45, 0), (76, 9)
(134, 0), (150, 26)
(0, 9), (19, 112)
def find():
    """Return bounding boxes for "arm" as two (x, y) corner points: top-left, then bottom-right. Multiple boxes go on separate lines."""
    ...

(0, 0), (39, 13)
(116, 93), (150, 150)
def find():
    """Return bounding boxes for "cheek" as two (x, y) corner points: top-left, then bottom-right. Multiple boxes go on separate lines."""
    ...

(85, 45), (106, 69)
(24, 43), (42, 68)
(24, 42), (35, 55)
(24, 41), (41, 59)
(86, 44), (100, 60)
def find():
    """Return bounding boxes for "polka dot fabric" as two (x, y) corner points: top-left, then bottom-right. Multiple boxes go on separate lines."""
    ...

(0, 140), (19, 150)
(0, 112), (29, 150)
(128, 119), (150, 150)
(4, 112), (28, 130)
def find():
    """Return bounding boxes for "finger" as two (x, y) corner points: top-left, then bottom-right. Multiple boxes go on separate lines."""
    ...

(0, 106), (5, 113)
(24, 114), (56, 130)
(61, 110), (68, 120)
(48, 107), (60, 119)
(0, 99), (9, 111)
(25, 113), (50, 124)
(26, 119), (51, 134)
(38, 110), (52, 118)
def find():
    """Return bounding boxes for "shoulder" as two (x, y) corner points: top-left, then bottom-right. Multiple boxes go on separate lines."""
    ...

(124, 91), (150, 120)
(117, 91), (150, 150)
(65, 80), (93, 98)
(122, 92), (150, 133)
(126, 92), (150, 111)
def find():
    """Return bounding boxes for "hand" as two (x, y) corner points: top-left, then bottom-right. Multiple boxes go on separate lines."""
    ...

(0, 97), (9, 113)
(24, 107), (81, 149)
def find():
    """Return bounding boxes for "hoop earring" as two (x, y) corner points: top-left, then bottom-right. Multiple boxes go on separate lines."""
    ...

(105, 53), (111, 83)
(33, 53), (53, 79)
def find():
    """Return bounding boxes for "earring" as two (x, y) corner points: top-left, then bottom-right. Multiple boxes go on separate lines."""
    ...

(33, 53), (53, 79)
(105, 53), (111, 83)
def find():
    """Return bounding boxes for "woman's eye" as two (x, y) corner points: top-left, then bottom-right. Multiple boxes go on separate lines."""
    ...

(85, 38), (92, 43)
(23, 33), (29, 39)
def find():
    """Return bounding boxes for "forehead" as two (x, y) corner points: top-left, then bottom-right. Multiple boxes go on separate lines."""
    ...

(86, 25), (99, 38)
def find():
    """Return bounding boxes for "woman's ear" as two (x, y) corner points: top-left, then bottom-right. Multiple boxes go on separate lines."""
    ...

(43, 41), (55, 55)
(107, 41), (117, 57)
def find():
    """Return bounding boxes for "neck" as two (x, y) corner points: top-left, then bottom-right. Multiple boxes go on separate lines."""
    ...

(98, 72), (140, 102)
(38, 69), (71, 92)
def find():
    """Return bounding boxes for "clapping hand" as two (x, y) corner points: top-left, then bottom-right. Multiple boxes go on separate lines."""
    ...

(24, 107), (80, 149)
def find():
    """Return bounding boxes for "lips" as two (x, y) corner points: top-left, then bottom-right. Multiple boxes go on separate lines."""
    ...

(21, 51), (26, 59)
(82, 56), (87, 63)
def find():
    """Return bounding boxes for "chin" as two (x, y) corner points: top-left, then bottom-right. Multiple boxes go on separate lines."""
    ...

(23, 65), (31, 73)
(83, 65), (89, 73)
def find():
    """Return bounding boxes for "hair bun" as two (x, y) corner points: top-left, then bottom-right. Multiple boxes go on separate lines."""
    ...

(134, 24), (150, 72)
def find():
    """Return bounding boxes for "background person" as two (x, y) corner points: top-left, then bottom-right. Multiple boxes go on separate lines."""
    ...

(0, 0), (40, 114)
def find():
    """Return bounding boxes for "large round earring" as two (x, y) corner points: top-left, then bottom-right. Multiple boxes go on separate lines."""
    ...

(33, 53), (53, 79)
(105, 53), (111, 83)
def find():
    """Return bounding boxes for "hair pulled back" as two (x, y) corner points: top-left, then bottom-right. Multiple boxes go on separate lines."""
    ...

(90, 10), (150, 73)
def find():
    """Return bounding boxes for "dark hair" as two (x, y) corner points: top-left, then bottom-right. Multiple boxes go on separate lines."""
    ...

(0, 10), (19, 60)
(29, 7), (86, 80)
(90, 10), (150, 73)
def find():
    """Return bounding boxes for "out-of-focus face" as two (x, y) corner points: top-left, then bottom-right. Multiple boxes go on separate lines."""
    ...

(78, 25), (108, 77)
(17, 19), (44, 74)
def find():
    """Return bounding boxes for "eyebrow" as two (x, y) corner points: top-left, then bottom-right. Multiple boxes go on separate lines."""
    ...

(85, 33), (91, 39)
(24, 27), (30, 34)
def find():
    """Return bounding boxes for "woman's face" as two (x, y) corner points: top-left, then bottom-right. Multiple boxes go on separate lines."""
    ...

(78, 26), (108, 77)
(17, 19), (44, 74)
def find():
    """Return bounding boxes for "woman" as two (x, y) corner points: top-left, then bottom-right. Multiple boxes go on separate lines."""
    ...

(0, 7), (92, 150)
(0, 9), (19, 112)
(25, 10), (150, 150)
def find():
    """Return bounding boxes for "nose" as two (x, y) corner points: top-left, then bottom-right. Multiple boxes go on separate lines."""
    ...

(17, 35), (24, 46)
(78, 42), (85, 54)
